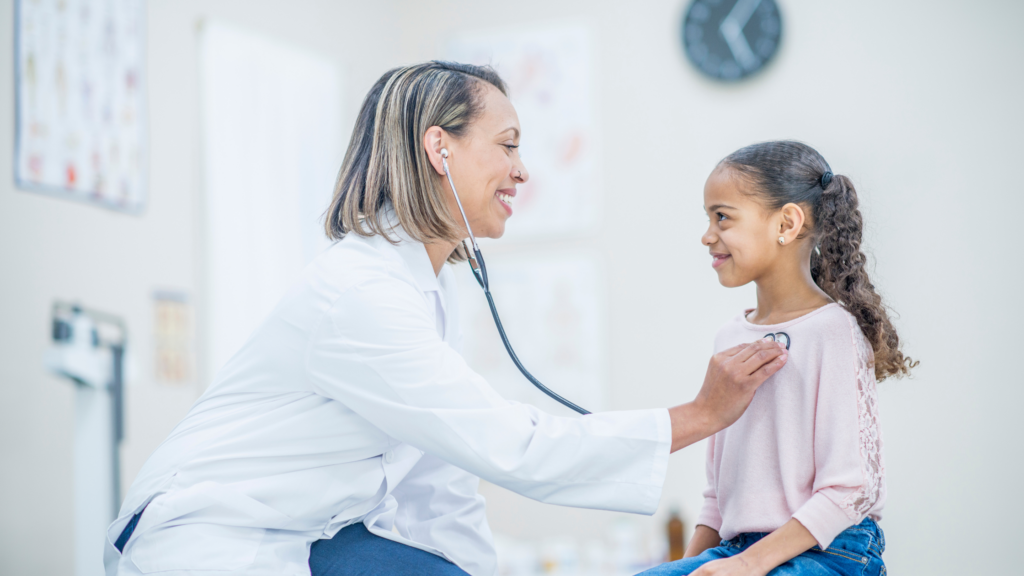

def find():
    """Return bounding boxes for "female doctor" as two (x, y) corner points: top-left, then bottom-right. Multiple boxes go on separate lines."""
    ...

(105, 61), (788, 576)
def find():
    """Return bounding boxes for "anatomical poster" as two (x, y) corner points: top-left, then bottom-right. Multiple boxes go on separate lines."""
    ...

(455, 250), (608, 415)
(15, 0), (147, 213)
(448, 23), (602, 241)
(153, 291), (194, 386)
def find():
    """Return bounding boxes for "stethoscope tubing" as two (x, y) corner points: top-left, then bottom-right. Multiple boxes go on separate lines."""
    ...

(442, 150), (590, 415)
(472, 247), (591, 415)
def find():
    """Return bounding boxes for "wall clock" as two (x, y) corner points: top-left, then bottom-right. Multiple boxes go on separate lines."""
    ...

(681, 0), (782, 81)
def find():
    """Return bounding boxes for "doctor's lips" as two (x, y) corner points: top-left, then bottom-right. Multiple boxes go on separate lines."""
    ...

(711, 252), (731, 269)
(496, 188), (516, 214)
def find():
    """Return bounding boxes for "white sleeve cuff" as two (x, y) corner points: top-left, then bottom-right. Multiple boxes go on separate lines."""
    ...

(648, 408), (672, 491)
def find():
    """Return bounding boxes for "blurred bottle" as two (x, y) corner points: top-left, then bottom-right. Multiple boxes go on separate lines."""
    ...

(667, 509), (685, 562)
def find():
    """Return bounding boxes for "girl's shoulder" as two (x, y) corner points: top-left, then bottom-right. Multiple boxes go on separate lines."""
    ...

(793, 305), (875, 376)
(799, 303), (859, 334)
(806, 304), (871, 349)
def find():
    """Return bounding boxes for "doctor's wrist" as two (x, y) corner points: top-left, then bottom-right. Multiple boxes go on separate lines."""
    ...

(668, 401), (715, 453)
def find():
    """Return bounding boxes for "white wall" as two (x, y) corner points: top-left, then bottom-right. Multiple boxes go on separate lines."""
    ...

(0, 1), (399, 573)
(2, 0), (1021, 574)
(393, 0), (1024, 573)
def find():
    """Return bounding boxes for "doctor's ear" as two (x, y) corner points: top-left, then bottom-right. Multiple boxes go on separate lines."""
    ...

(777, 203), (807, 245)
(423, 126), (448, 176)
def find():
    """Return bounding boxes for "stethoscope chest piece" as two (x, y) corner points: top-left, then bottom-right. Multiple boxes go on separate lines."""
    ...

(764, 332), (791, 350)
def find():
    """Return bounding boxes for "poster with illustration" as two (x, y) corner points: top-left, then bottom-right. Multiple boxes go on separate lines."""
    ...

(455, 251), (608, 414)
(153, 290), (194, 386)
(15, 0), (147, 213)
(448, 24), (602, 240)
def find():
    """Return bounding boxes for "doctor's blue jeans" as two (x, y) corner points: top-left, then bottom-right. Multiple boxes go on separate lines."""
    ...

(308, 522), (471, 576)
(637, 518), (885, 576)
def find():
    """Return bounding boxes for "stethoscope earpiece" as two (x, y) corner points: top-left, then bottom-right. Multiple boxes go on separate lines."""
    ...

(440, 148), (449, 158)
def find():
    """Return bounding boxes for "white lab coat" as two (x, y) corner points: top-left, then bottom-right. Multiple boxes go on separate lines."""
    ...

(105, 224), (672, 576)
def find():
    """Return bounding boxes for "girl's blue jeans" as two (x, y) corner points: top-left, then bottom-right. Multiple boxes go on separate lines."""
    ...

(638, 518), (885, 576)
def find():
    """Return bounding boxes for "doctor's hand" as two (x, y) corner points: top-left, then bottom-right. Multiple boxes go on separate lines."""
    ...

(668, 339), (787, 452)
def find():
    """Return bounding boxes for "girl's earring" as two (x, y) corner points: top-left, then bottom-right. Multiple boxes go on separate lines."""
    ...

(778, 236), (785, 245)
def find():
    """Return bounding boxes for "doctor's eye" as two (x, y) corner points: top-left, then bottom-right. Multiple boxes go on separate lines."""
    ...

(503, 144), (519, 153)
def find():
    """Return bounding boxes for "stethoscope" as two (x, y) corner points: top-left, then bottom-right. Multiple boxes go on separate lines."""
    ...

(763, 332), (792, 350)
(441, 148), (591, 415)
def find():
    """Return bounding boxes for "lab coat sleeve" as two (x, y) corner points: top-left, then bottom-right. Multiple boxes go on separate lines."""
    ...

(391, 453), (496, 576)
(305, 277), (672, 515)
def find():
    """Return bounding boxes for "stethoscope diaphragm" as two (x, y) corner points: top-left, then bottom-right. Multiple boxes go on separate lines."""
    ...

(763, 332), (791, 350)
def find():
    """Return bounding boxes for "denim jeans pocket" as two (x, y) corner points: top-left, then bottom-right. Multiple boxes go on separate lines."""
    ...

(808, 519), (887, 576)
(804, 546), (868, 576)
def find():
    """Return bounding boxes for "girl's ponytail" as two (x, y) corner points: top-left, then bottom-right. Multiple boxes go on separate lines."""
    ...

(721, 141), (917, 381)
(812, 175), (916, 380)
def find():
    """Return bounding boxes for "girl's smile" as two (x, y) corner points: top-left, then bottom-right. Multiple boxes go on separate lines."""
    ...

(711, 252), (731, 269)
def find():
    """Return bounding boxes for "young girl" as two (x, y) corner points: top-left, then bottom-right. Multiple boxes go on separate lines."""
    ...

(642, 141), (915, 576)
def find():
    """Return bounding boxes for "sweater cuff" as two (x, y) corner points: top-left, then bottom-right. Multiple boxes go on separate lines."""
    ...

(696, 497), (723, 532)
(792, 492), (857, 549)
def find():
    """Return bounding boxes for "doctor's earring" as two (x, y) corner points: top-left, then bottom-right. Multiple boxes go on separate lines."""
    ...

(778, 236), (785, 245)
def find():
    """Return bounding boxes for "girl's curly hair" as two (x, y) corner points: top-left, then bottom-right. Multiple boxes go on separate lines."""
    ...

(721, 141), (917, 381)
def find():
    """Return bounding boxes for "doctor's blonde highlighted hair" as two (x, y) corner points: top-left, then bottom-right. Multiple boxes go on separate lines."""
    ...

(325, 61), (507, 262)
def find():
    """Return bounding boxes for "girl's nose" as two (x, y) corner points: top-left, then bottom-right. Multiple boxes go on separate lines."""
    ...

(702, 228), (715, 246)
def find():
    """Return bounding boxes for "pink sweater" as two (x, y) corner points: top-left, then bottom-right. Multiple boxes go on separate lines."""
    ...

(696, 304), (886, 549)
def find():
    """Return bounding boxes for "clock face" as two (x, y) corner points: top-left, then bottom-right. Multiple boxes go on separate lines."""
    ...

(682, 0), (782, 81)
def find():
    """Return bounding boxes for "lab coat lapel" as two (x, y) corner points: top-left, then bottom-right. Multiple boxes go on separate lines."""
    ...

(381, 223), (455, 341)
(389, 230), (440, 295)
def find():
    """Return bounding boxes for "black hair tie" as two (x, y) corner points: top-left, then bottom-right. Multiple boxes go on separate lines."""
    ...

(820, 171), (833, 188)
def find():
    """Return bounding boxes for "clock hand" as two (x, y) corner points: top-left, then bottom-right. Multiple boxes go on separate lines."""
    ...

(719, 0), (763, 72)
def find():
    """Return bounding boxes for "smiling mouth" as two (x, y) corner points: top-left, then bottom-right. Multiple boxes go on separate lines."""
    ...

(495, 189), (516, 215)
(711, 253), (731, 269)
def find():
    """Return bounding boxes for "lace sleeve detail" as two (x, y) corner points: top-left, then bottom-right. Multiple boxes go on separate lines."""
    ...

(839, 320), (885, 519)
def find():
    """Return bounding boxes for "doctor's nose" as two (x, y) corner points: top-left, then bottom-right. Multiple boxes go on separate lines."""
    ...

(512, 159), (529, 184)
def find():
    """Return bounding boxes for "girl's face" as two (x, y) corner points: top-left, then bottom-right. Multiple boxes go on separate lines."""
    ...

(443, 84), (529, 239)
(701, 167), (785, 287)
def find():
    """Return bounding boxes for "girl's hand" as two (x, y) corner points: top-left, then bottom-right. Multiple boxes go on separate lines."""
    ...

(691, 555), (768, 576)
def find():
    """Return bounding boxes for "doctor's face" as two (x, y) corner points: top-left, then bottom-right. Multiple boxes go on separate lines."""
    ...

(444, 84), (529, 239)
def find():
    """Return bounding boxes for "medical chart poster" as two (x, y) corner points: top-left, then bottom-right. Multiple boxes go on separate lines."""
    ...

(455, 251), (608, 415)
(448, 24), (603, 241)
(153, 290), (195, 386)
(14, 0), (147, 213)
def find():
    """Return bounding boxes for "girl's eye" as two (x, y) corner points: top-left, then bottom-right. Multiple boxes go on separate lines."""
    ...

(716, 212), (727, 222)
